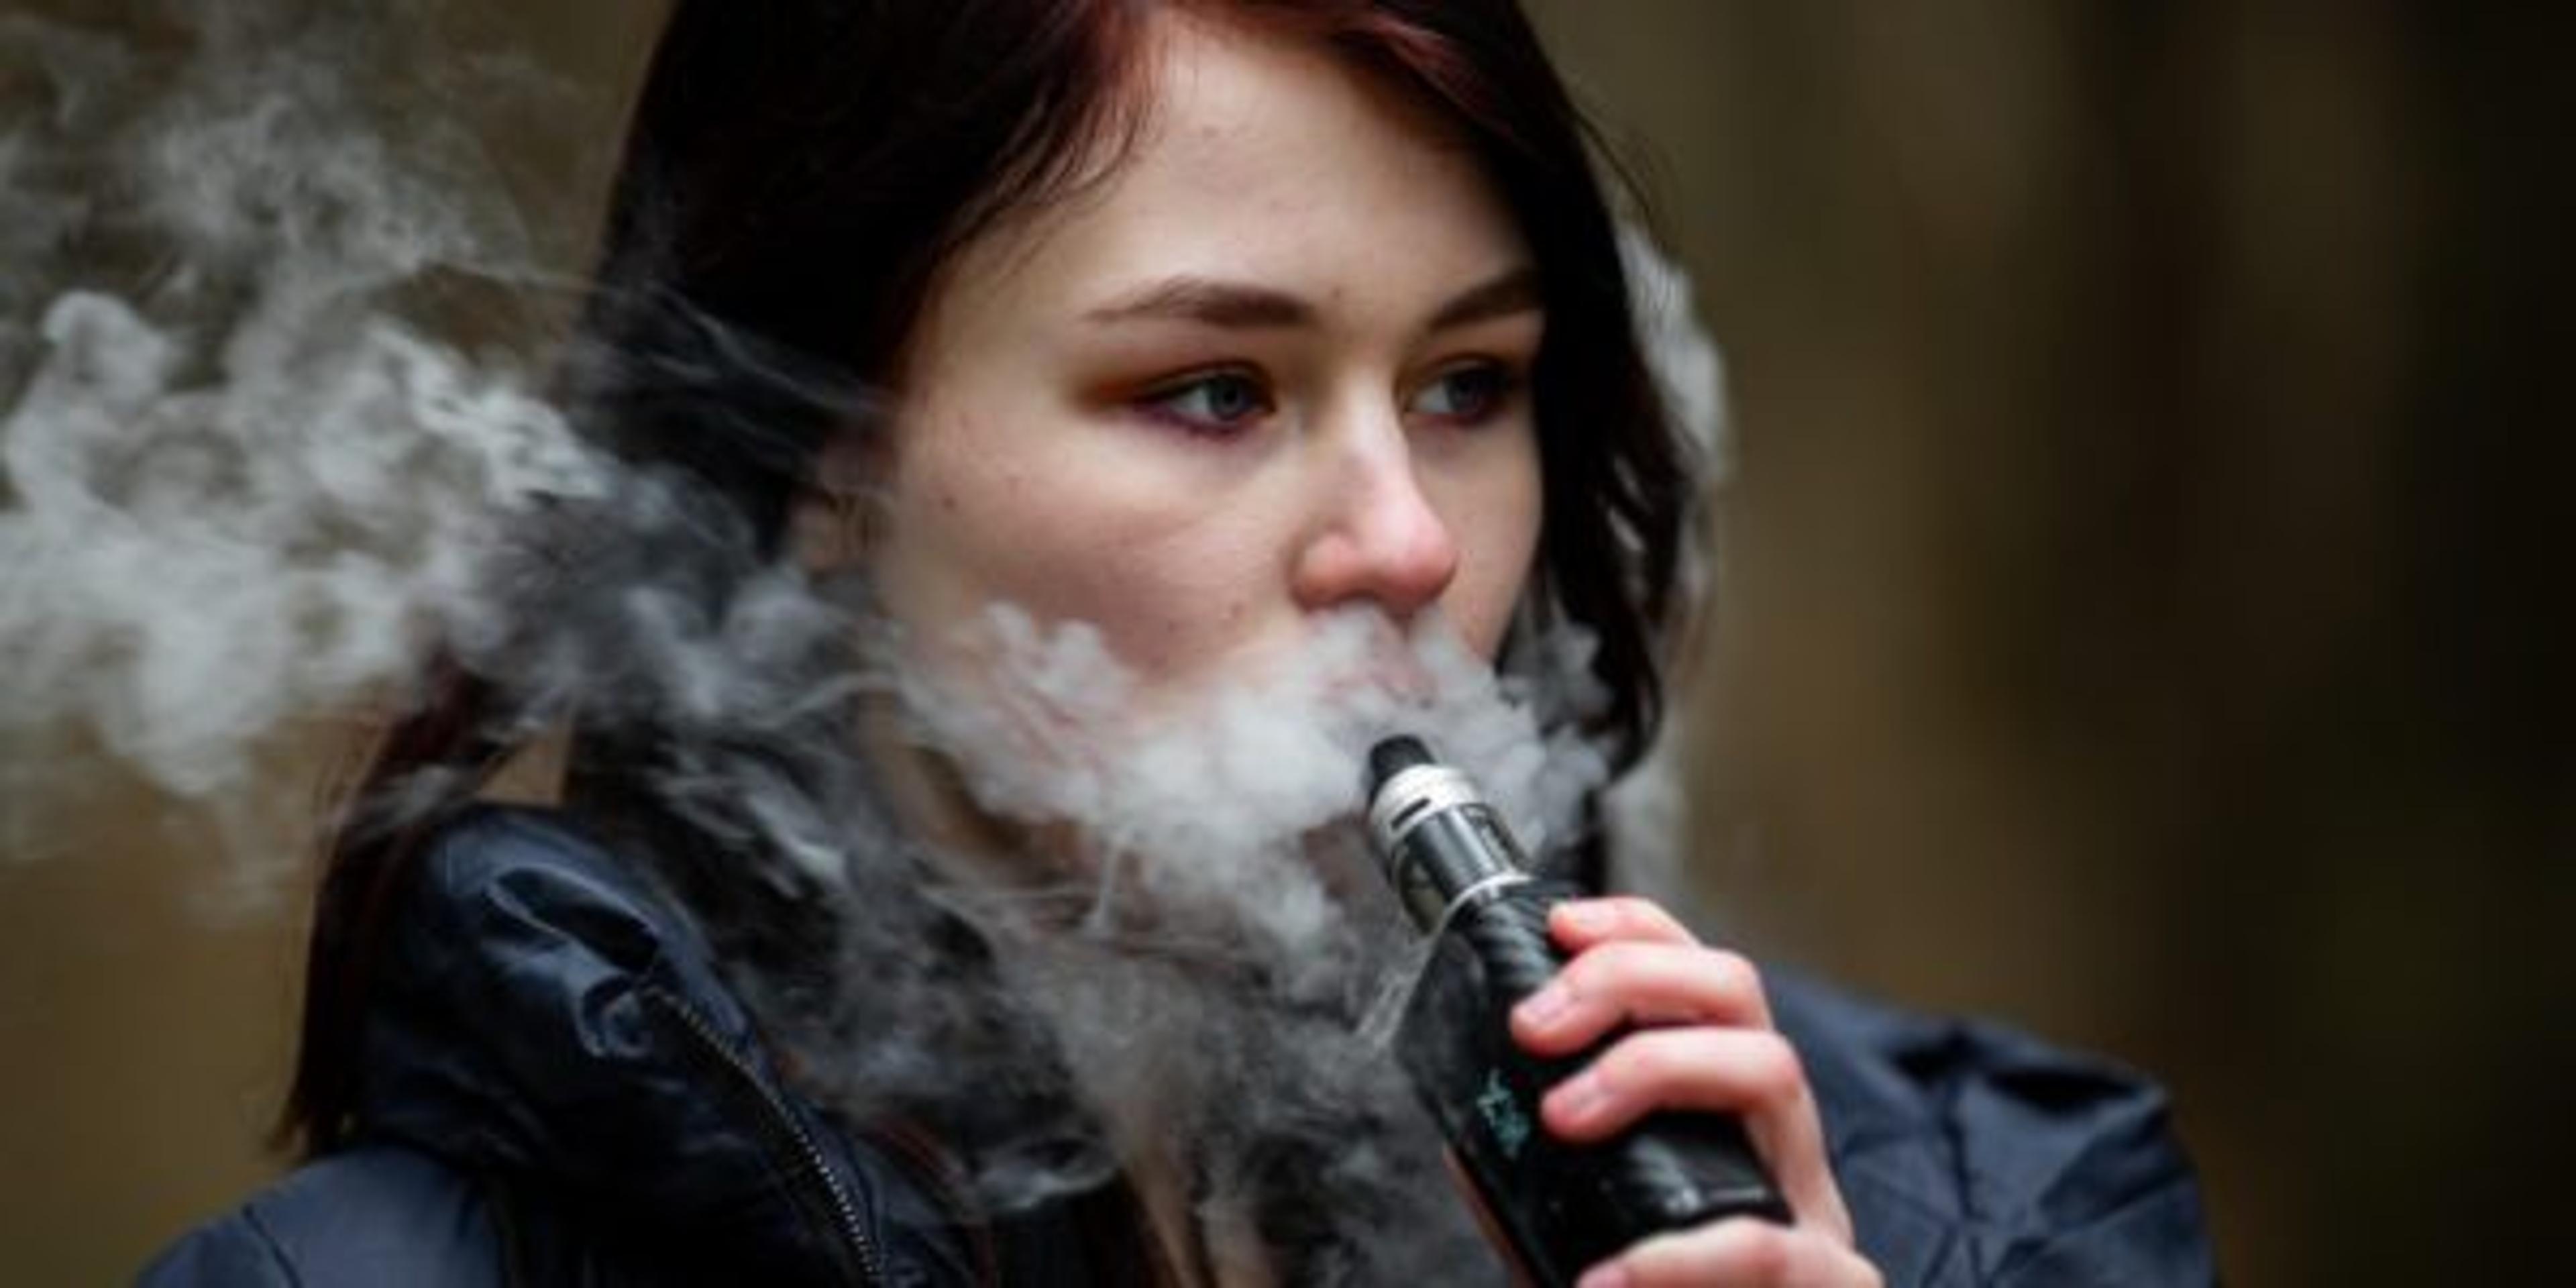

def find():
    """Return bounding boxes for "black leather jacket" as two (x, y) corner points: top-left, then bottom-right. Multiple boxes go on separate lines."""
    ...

(140, 807), (2216, 1285)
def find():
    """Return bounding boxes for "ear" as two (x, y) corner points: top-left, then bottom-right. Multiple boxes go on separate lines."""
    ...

(791, 429), (883, 573)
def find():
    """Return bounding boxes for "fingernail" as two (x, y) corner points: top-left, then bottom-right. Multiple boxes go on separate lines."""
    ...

(1557, 902), (1611, 934)
(1576, 1265), (1631, 1288)
(1515, 983), (1572, 1028)
(1551, 1071), (1609, 1124)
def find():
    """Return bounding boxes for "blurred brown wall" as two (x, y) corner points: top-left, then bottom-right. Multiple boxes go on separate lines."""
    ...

(1527, 4), (2575, 1285)
(6, 3), (2569, 1283)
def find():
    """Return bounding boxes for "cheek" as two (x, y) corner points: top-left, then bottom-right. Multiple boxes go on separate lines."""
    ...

(1437, 447), (1546, 661)
(874, 410), (1280, 676)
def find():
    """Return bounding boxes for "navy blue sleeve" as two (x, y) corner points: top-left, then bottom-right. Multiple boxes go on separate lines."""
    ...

(1771, 971), (2219, 1287)
(1959, 1047), (2216, 1287)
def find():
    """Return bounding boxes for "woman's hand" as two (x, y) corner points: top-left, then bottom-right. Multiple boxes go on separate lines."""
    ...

(1508, 896), (1882, 1288)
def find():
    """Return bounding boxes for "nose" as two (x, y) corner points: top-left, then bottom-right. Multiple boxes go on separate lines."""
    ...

(1290, 422), (1461, 624)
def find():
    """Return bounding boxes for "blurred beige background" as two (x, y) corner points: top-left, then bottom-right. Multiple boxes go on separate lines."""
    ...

(6, 2), (2569, 1283)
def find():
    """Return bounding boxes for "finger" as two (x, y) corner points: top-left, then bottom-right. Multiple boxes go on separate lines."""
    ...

(1541, 1026), (1804, 1144)
(1578, 1220), (1884, 1288)
(1549, 896), (1699, 952)
(1544, 1026), (1854, 1243)
(1511, 941), (1772, 1055)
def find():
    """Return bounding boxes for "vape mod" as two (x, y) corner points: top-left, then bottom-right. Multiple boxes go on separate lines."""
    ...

(1364, 735), (1790, 1285)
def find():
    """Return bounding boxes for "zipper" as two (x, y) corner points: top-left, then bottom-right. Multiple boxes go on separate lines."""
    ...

(641, 985), (885, 1287)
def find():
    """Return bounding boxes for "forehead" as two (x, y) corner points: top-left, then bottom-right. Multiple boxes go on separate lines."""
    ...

(927, 9), (1529, 326)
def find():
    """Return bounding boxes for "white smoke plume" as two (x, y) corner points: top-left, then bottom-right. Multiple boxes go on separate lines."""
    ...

(0, 3), (601, 802)
(889, 604), (1608, 922)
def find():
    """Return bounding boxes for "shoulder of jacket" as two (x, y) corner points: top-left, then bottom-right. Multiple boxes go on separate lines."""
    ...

(139, 1146), (501, 1287)
(413, 804), (646, 911)
(394, 802), (712, 990)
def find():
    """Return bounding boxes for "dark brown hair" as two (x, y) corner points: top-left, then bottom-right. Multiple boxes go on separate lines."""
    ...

(285, 0), (1694, 1189)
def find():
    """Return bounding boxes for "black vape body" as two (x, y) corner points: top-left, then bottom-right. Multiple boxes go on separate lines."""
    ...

(1368, 739), (1790, 1286)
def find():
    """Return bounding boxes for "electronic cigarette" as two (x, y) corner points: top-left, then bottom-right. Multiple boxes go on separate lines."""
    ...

(1362, 735), (1790, 1286)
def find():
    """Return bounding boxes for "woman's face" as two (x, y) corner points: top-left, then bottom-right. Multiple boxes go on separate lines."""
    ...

(861, 11), (1544, 700)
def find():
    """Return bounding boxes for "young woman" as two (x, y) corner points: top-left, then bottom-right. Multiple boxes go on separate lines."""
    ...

(144, 2), (2212, 1284)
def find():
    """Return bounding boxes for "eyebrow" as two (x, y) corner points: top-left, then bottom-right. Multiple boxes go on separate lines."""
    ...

(1083, 264), (1542, 332)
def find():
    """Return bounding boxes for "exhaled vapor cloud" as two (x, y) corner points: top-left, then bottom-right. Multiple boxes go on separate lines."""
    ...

(0, 3), (600, 798)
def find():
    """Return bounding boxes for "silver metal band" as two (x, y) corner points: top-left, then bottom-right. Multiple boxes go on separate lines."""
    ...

(1366, 763), (1485, 851)
(1427, 869), (1533, 940)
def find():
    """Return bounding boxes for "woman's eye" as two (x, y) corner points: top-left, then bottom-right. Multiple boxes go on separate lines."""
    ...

(1409, 362), (1517, 424)
(1138, 370), (1273, 435)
